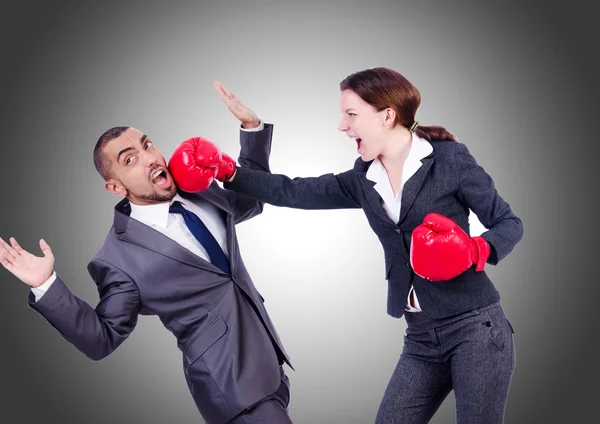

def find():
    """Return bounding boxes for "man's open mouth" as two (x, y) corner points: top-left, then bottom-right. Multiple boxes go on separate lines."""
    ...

(151, 168), (170, 187)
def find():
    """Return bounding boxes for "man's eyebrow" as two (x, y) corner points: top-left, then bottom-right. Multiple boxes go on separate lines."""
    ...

(116, 147), (135, 163)
(116, 134), (148, 163)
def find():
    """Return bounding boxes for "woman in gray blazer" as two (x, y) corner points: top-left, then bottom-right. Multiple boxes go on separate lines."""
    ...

(218, 67), (524, 424)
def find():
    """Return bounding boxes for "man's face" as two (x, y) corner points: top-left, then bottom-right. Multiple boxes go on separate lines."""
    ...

(103, 128), (177, 205)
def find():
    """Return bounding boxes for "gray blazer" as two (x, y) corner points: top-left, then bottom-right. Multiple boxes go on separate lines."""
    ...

(29, 124), (291, 424)
(225, 130), (524, 319)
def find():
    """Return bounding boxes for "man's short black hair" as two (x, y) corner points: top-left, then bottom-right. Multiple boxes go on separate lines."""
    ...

(93, 126), (130, 181)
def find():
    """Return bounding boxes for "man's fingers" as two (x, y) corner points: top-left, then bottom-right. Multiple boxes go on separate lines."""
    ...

(213, 81), (255, 124)
(213, 81), (231, 101)
(217, 81), (232, 97)
(215, 81), (237, 101)
(10, 237), (25, 254)
(0, 243), (16, 272)
(0, 237), (19, 260)
(0, 248), (14, 268)
(39, 239), (53, 258)
(217, 90), (233, 107)
(213, 81), (224, 96)
(213, 80), (223, 91)
(1, 259), (14, 271)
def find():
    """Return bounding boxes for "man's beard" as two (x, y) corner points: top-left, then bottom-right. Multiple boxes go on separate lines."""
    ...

(132, 185), (177, 203)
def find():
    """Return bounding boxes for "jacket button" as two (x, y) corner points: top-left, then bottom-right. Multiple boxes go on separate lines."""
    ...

(406, 262), (410, 267)
(395, 229), (402, 234)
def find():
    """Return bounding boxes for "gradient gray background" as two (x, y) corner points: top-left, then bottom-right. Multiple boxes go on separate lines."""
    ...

(1, 0), (597, 423)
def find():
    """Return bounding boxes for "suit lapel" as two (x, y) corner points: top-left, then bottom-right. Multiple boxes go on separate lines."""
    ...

(112, 198), (229, 276)
(183, 182), (233, 216)
(357, 151), (435, 226)
(360, 177), (397, 225)
(398, 156), (434, 224)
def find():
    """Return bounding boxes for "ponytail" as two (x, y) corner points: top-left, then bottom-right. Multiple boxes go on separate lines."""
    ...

(414, 125), (457, 142)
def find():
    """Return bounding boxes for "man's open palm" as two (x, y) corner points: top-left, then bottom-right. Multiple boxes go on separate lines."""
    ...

(0, 237), (54, 288)
(214, 81), (260, 128)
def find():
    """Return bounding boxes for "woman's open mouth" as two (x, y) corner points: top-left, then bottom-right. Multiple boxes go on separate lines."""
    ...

(354, 137), (363, 153)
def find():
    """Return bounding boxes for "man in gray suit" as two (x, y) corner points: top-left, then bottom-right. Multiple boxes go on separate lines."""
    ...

(0, 104), (293, 423)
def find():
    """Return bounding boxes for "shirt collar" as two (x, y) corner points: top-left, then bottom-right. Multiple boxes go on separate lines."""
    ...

(366, 132), (433, 186)
(129, 193), (188, 228)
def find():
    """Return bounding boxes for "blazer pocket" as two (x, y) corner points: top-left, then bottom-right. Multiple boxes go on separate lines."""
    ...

(184, 317), (228, 366)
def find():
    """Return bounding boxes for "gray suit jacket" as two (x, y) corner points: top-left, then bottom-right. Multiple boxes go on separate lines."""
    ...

(225, 134), (524, 319)
(29, 124), (291, 424)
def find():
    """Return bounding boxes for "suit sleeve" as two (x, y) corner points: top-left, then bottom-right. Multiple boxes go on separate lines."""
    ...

(224, 123), (362, 215)
(222, 123), (273, 224)
(28, 259), (141, 360)
(454, 142), (524, 265)
(225, 164), (361, 210)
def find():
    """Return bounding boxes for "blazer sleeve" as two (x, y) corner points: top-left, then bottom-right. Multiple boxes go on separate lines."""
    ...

(28, 259), (141, 361)
(222, 124), (273, 224)
(453, 142), (524, 265)
(224, 165), (361, 210)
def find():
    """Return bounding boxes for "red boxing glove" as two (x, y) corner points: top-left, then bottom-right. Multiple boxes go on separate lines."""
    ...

(410, 213), (490, 281)
(215, 151), (236, 183)
(168, 137), (237, 192)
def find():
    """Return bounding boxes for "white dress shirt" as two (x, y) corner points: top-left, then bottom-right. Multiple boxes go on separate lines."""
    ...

(31, 123), (264, 302)
(130, 194), (229, 260)
(366, 132), (434, 313)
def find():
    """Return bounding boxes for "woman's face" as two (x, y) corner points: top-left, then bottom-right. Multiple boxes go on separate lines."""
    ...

(338, 89), (391, 162)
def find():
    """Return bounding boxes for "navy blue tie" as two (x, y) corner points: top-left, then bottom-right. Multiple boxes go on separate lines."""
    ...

(169, 201), (230, 274)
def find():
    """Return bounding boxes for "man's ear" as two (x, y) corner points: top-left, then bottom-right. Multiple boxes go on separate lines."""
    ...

(104, 179), (127, 197)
